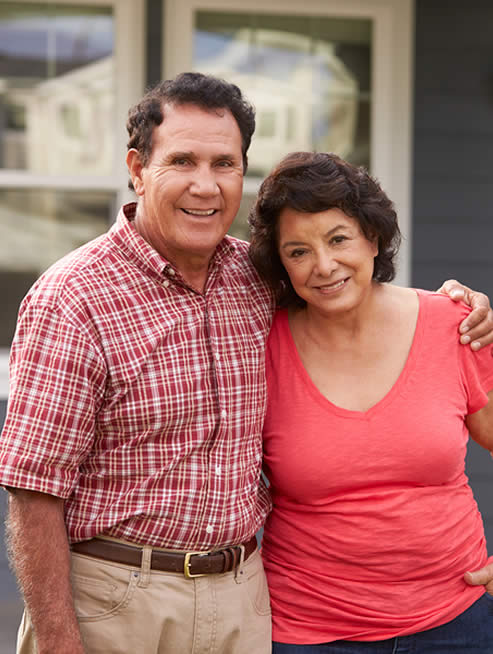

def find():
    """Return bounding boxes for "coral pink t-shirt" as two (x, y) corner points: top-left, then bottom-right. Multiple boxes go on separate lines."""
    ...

(262, 290), (493, 644)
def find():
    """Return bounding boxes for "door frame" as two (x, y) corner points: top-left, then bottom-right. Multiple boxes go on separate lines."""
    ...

(163, 0), (414, 286)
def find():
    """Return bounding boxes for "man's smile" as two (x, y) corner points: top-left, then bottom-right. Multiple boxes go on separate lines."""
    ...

(181, 208), (217, 216)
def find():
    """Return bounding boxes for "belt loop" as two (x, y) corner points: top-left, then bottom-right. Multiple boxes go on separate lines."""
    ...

(234, 544), (246, 581)
(138, 545), (152, 588)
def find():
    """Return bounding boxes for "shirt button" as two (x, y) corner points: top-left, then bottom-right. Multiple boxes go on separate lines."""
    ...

(206, 525), (213, 534)
(221, 409), (227, 420)
(163, 279), (170, 288)
(215, 466), (221, 475)
(168, 268), (175, 276)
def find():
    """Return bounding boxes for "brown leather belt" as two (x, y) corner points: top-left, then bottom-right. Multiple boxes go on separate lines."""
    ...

(71, 535), (257, 579)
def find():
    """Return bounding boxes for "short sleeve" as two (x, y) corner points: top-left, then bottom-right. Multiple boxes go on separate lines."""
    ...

(0, 297), (106, 497)
(459, 337), (493, 415)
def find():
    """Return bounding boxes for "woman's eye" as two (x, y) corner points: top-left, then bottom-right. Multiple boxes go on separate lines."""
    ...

(290, 249), (306, 258)
(331, 235), (347, 244)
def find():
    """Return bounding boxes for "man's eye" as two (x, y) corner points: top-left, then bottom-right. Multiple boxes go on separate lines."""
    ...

(173, 158), (189, 166)
(217, 160), (233, 167)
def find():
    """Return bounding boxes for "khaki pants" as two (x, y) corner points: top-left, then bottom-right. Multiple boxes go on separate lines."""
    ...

(17, 548), (272, 654)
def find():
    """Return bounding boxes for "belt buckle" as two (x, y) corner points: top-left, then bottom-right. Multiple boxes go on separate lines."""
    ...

(184, 550), (210, 579)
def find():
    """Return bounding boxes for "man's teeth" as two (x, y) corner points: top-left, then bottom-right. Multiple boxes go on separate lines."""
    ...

(182, 209), (215, 216)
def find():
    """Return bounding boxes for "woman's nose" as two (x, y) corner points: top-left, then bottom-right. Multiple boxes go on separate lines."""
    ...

(314, 252), (337, 276)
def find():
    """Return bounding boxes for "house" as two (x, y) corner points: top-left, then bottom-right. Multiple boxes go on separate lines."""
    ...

(1, 0), (492, 646)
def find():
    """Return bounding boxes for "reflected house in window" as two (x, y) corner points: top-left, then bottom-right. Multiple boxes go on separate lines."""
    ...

(196, 28), (358, 177)
(0, 6), (114, 174)
(6, 56), (114, 175)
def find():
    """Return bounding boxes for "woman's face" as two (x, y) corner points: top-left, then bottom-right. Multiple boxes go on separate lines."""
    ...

(278, 206), (378, 316)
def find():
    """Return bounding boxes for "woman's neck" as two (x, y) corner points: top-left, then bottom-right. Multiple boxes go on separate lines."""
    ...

(291, 282), (385, 348)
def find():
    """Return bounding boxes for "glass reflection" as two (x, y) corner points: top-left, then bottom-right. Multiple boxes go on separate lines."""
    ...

(194, 12), (371, 178)
(0, 3), (114, 174)
(0, 188), (113, 347)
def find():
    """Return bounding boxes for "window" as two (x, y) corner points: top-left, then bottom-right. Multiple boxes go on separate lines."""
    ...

(0, 0), (145, 397)
(163, 0), (412, 283)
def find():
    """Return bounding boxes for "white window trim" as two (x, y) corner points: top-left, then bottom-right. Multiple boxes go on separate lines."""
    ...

(163, 0), (414, 287)
(0, 0), (146, 398)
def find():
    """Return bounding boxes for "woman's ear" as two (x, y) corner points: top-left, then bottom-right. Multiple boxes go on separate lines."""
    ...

(367, 230), (379, 257)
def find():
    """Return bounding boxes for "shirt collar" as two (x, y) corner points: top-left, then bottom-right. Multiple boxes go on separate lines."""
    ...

(110, 202), (238, 283)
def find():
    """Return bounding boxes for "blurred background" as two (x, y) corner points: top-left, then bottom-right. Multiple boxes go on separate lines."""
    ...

(1, 1), (493, 650)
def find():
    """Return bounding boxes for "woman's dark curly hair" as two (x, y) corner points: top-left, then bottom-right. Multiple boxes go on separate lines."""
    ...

(248, 151), (401, 308)
(126, 72), (255, 189)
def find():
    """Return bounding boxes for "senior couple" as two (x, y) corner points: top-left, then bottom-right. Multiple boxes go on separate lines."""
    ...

(1, 72), (493, 654)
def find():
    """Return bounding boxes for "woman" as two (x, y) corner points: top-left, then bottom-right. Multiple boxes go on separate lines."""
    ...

(248, 151), (493, 652)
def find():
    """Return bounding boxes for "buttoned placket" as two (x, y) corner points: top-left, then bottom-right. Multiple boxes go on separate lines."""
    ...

(202, 258), (239, 544)
(165, 254), (231, 545)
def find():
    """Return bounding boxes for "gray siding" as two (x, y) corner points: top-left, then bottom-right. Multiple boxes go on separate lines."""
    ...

(413, 0), (493, 550)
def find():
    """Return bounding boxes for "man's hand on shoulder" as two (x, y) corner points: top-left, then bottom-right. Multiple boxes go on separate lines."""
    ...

(437, 279), (493, 350)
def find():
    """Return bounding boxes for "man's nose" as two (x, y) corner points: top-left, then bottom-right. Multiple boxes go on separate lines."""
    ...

(189, 166), (219, 196)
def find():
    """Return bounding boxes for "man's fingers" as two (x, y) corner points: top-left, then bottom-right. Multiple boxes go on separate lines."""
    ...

(459, 310), (493, 349)
(436, 279), (462, 299)
(460, 306), (489, 333)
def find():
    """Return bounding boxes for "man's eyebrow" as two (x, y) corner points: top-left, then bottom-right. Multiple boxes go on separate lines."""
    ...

(212, 153), (237, 162)
(165, 150), (196, 160)
(163, 151), (238, 162)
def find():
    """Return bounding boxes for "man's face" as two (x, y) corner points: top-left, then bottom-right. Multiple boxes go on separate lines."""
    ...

(127, 102), (244, 275)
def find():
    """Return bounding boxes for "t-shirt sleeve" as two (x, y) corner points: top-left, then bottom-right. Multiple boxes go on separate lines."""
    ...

(0, 298), (106, 497)
(458, 322), (493, 415)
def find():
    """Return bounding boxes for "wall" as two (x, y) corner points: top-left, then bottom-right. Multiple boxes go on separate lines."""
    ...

(412, 0), (493, 548)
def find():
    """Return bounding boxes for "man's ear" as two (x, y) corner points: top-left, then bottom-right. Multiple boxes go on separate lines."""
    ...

(126, 149), (145, 196)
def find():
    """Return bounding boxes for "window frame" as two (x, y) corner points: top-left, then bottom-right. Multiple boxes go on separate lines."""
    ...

(163, 0), (414, 284)
(0, 0), (146, 397)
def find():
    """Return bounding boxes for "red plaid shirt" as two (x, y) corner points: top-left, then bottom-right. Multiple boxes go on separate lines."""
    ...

(0, 204), (275, 549)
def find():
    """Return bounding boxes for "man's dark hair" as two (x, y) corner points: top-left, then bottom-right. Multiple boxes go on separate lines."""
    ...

(126, 72), (256, 180)
(248, 151), (401, 308)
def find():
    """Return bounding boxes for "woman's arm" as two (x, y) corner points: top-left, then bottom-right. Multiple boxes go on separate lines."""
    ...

(464, 563), (493, 595)
(466, 390), (493, 451)
(464, 391), (493, 594)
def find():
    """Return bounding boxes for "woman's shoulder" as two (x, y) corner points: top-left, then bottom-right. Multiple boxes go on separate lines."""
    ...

(414, 288), (471, 322)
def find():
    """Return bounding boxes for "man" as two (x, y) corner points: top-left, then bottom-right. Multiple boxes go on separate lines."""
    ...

(1, 73), (493, 654)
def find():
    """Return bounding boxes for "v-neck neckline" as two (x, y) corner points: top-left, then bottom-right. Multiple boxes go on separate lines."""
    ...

(280, 289), (426, 420)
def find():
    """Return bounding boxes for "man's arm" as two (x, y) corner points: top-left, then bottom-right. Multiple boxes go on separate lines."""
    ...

(6, 489), (85, 654)
(437, 280), (493, 350)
